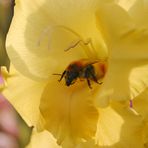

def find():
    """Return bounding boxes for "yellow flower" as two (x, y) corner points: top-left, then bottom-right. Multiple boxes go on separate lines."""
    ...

(0, 0), (14, 71)
(3, 0), (148, 147)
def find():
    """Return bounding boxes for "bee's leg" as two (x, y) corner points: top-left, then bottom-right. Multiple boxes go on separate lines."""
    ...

(90, 72), (103, 85)
(86, 78), (92, 89)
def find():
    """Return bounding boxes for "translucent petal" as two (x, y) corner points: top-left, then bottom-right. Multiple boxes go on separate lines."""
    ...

(133, 88), (148, 120)
(96, 3), (148, 59)
(6, 0), (106, 81)
(39, 78), (99, 147)
(117, 0), (137, 10)
(96, 102), (144, 147)
(95, 3), (148, 103)
(129, 0), (148, 26)
(2, 66), (47, 127)
(95, 59), (148, 105)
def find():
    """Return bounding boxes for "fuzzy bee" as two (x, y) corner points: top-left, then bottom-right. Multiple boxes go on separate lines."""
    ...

(54, 59), (106, 89)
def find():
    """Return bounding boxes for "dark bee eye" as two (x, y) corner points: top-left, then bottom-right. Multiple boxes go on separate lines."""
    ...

(65, 71), (79, 86)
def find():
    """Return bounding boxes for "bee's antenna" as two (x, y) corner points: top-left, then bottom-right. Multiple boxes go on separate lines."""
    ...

(53, 71), (66, 82)
(53, 73), (62, 81)
(53, 73), (62, 76)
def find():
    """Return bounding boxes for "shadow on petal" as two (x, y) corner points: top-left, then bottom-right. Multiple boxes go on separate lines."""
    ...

(39, 77), (99, 147)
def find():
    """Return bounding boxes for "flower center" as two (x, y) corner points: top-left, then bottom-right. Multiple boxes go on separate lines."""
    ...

(38, 25), (108, 88)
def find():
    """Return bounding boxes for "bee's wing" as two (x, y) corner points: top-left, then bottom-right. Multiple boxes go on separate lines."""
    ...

(85, 58), (108, 66)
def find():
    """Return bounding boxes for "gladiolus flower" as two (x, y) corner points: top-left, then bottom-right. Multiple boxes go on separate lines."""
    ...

(3, 0), (148, 147)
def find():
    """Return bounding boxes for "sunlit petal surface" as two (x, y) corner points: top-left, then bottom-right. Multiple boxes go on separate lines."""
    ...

(96, 102), (144, 147)
(27, 129), (61, 148)
(96, 2), (148, 103)
(3, 66), (47, 127)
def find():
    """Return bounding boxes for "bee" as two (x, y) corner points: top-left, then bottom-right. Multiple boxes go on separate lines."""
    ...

(54, 59), (107, 89)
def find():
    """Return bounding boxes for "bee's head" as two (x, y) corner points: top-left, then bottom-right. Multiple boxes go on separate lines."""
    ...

(65, 70), (79, 86)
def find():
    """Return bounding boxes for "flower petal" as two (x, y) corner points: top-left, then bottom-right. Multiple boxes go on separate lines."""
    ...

(95, 3), (148, 103)
(2, 66), (47, 127)
(26, 129), (61, 148)
(117, 0), (136, 10)
(39, 78), (99, 147)
(27, 129), (99, 148)
(133, 88), (148, 120)
(95, 59), (148, 105)
(132, 89), (148, 147)
(6, 0), (106, 81)
(129, 0), (148, 26)
(96, 2), (148, 59)
(96, 102), (144, 147)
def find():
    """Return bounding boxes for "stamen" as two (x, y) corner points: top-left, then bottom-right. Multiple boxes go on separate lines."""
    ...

(64, 39), (91, 51)
(37, 25), (96, 58)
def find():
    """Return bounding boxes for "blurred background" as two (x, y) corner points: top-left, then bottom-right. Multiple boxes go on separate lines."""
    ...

(0, 0), (32, 147)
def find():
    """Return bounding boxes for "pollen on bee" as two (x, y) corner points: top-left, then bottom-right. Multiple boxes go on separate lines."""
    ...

(93, 61), (107, 80)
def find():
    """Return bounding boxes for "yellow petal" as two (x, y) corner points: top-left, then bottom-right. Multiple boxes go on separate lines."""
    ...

(95, 3), (148, 103)
(6, 0), (107, 81)
(132, 89), (148, 147)
(2, 66), (47, 127)
(133, 88), (148, 120)
(142, 123), (148, 147)
(39, 78), (99, 147)
(96, 3), (148, 59)
(76, 140), (99, 148)
(129, 0), (148, 26)
(96, 102), (144, 147)
(26, 129), (61, 148)
(27, 129), (99, 148)
(117, 0), (137, 10)
(95, 59), (148, 106)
